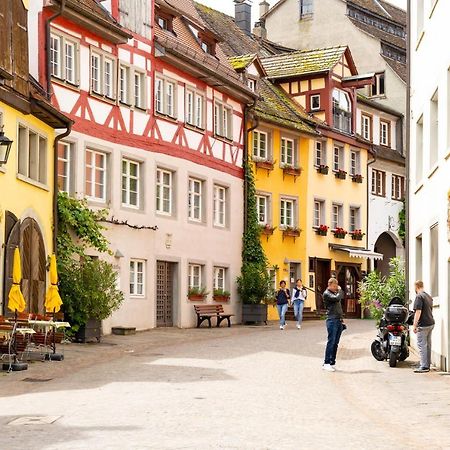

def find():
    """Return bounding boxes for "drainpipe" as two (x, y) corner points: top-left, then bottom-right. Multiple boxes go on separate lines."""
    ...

(366, 147), (377, 274)
(53, 124), (72, 254)
(405, 0), (411, 305)
(244, 101), (258, 230)
(46, 0), (67, 96)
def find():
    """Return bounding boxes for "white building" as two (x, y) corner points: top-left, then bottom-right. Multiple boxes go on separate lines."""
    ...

(409, 0), (450, 371)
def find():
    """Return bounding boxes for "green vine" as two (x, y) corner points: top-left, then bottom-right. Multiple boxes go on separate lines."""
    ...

(398, 200), (406, 245)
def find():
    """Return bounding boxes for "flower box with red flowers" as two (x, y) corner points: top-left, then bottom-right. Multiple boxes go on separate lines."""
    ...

(282, 226), (302, 238)
(254, 157), (275, 171)
(315, 225), (329, 236)
(317, 164), (329, 175)
(334, 169), (347, 180)
(333, 227), (348, 239)
(350, 229), (365, 240)
(352, 174), (363, 183)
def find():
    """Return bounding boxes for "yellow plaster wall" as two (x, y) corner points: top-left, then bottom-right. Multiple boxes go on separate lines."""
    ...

(311, 78), (325, 90)
(293, 95), (306, 108)
(0, 101), (55, 257)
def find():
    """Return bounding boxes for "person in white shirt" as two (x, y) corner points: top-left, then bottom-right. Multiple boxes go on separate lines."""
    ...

(292, 279), (307, 329)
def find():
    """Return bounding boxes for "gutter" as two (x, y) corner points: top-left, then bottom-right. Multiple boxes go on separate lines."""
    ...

(405, 0), (411, 304)
(366, 147), (377, 273)
(46, 0), (67, 97)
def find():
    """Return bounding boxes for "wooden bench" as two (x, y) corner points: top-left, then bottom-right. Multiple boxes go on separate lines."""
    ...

(194, 305), (234, 328)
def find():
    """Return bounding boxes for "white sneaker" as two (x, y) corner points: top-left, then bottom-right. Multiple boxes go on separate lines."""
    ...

(280, 325), (284, 330)
(322, 364), (336, 372)
(297, 324), (301, 329)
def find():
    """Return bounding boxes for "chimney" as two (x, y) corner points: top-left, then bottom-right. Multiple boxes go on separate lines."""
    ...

(259, 0), (269, 17)
(234, 0), (252, 36)
(253, 21), (267, 40)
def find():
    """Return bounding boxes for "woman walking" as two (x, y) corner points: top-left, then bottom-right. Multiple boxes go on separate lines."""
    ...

(276, 280), (290, 330)
(292, 279), (307, 329)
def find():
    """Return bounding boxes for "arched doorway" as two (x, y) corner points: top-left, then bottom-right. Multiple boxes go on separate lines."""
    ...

(3, 214), (46, 314)
(374, 232), (397, 277)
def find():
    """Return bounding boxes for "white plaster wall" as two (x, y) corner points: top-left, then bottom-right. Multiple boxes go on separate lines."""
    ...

(409, 0), (450, 370)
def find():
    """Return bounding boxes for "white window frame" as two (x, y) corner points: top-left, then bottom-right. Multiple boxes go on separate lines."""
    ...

(213, 267), (226, 291)
(310, 94), (320, 111)
(313, 199), (325, 228)
(185, 88), (205, 129)
(371, 169), (385, 197)
(369, 72), (386, 97)
(90, 49), (116, 99)
(57, 141), (73, 193)
(104, 56), (115, 99)
(50, 31), (79, 85)
(391, 174), (404, 201)
(213, 185), (227, 227)
(314, 140), (325, 166)
(188, 263), (202, 290)
(280, 198), (295, 228)
(333, 145), (344, 171)
(188, 177), (203, 222)
(130, 259), (145, 297)
(281, 137), (295, 167)
(256, 194), (269, 225)
(121, 158), (140, 209)
(361, 114), (371, 141)
(331, 203), (343, 229)
(156, 168), (173, 215)
(85, 148), (107, 202)
(214, 101), (233, 140)
(134, 70), (146, 109)
(349, 150), (360, 176)
(349, 206), (360, 232)
(253, 130), (269, 160)
(119, 64), (131, 105)
(154, 76), (177, 118)
(380, 120), (390, 146)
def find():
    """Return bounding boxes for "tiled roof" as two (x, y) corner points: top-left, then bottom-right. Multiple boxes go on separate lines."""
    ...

(229, 54), (257, 71)
(348, 0), (406, 25)
(373, 145), (405, 164)
(255, 79), (319, 134)
(357, 93), (403, 117)
(382, 55), (406, 83)
(261, 46), (348, 79)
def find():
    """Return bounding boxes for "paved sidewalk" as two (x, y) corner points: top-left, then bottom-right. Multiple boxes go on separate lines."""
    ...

(1, 320), (450, 450)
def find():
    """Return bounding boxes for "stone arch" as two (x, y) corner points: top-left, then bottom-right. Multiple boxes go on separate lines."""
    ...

(374, 232), (399, 277)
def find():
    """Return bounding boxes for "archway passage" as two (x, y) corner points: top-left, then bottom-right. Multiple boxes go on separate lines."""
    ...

(374, 232), (397, 277)
(3, 214), (46, 315)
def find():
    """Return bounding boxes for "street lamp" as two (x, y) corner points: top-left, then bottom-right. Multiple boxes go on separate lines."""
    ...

(0, 125), (13, 166)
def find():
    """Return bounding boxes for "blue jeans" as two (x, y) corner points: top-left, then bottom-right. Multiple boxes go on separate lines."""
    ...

(293, 299), (305, 325)
(324, 318), (343, 365)
(277, 303), (288, 326)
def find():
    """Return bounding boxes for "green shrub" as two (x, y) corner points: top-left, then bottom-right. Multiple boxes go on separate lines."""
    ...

(237, 263), (272, 305)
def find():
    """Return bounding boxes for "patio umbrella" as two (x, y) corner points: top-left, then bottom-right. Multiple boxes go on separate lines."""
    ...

(7, 248), (26, 313)
(45, 254), (62, 313)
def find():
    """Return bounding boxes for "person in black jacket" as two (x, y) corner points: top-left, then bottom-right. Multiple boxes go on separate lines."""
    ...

(322, 277), (345, 372)
(275, 280), (290, 330)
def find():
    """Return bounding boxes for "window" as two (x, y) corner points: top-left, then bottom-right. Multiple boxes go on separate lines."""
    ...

(17, 125), (47, 185)
(280, 199), (295, 228)
(332, 89), (352, 134)
(380, 120), (390, 147)
(391, 175), (404, 201)
(430, 224), (439, 297)
(157, 14), (173, 31)
(300, 0), (313, 17)
(122, 159), (140, 208)
(314, 141), (325, 166)
(186, 89), (205, 128)
(214, 267), (226, 291)
(214, 102), (233, 139)
(349, 207), (360, 232)
(268, 268), (277, 292)
(430, 89), (438, 169)
(213, 185), (226, 227)
(310, 94), (320, 111)
(104, 57), (115, 99)
(369, 73), (386, 97)
(415, 115), (424, 184)
(281, 138), (295, 166)
(156, 168), (173, 215)
(253, 130), (268, 159)
(371, 169), (386, 197)
(50, 32), (79, 84)
(154, 77), (176, 117)
(256, 195), (268, 224)
(247, 78), (256, 92)
(188, 178), (203, 222)
(134, 71), (146, 109)
(349, 150), (360, 176)
(331, 203), (343, 229)
(313, 200), (325, 227)
(333, 145), (344, 171)
(85, 149), (107, 201)
(130, 260), (145, 296)
(91, 53), (101, 94)
(200, 41), (213, 55)
(188, 264), (202, 289)
(415, 234), (423, 282)
(57, 141), (73, 193)
(361, 114), (372, 141)
(119, 65), (130, 104)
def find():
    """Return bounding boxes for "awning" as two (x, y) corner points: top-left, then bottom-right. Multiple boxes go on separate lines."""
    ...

(329, 244), (384, 261)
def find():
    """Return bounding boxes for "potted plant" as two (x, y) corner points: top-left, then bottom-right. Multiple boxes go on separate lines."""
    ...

(281, 163), (302, 177)
(253, 156), (275, 171)
(350, 229), (365, 240)
(352, 173), (363, 183)
(334, 169), (347, 180)
(213, 289), (231, 302)
(259, 223), (276, 236)
(315, 224), (329, 236)
(333, 227), (348, 239)
(317, 164), (329, 175)
(187, 286), (209, 301)
(282, 226), (301, 238)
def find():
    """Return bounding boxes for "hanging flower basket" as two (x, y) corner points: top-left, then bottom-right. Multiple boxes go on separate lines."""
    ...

(187, 287), (209, 301)
(350, 230), (365, 240)
(260, 224), (276, 236)
(282, 165), (302, 177)
(317, 165), (329, 175)
(282, 227), (302, 238)
(254, 159), (275, 171)
(213, 290), (231, 302)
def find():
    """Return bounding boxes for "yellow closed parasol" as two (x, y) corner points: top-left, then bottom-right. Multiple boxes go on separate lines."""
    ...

(45, 254), (62, 313)
(7, 248), (26, 313)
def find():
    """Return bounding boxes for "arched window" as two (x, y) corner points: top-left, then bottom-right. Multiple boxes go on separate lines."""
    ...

(332, 89), (352, 134)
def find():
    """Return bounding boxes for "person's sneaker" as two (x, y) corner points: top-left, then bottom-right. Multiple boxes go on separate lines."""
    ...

(322, 364), (336, 372)
(297, 324), (301, 329)
(280, 325), (284, 330)
(414, 367), (430, 373)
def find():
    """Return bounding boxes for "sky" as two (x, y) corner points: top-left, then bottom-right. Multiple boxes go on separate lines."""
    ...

(197, 0), (407, 22)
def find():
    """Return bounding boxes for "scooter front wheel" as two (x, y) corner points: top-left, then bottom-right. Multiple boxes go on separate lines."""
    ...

(371, 340), (385, 361)
(389, 350), (398, 367)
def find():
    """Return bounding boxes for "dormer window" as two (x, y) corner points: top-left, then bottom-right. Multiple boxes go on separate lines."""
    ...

(156, 13), (173, 32)
(247, 78), (257, 92)
(199, 34), (216, 56)
(332, 89), (352, 134)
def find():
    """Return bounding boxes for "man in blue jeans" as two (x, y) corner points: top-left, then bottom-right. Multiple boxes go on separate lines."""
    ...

(275, 280), (290, 330)
(322, 278), (345, 372)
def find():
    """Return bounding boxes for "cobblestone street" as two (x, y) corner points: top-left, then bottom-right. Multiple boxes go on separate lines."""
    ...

(1, 319), (450, 450)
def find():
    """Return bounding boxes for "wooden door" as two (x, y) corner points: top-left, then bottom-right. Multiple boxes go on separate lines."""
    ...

(338, 266), (361, 318)
(156, 261), (174, 327)
(3, 212), (19, 315)
(315, 259), (331, 311)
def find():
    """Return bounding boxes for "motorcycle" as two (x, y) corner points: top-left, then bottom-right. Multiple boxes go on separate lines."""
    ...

(371, 297), (411, 367)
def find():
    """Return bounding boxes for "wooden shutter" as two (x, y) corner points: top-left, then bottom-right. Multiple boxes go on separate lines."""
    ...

(11, 0), (29, 96)
(0, 0), (13, 77)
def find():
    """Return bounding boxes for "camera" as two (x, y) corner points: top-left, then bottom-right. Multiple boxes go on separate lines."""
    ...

(342, 323), (347, 331)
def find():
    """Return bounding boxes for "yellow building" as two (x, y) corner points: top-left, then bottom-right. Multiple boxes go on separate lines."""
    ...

(0, 0), (71, 314)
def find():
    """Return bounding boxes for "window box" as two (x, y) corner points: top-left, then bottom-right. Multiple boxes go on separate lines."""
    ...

(334, 169), (347, 180)
(282, 165), (302, 177)
(260, 224), (276, 237)
(317, 164), (329, 175)
(352, 174), (363, 183)
(213, 289), (230, 303)
(315, 225), (329, 236)
(254, 159), (275, 171)
(333, 228), (348, 239)
(282, 227), (301, 238)
(187, 287), (208, 301)
(350, 230), (365, 241)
